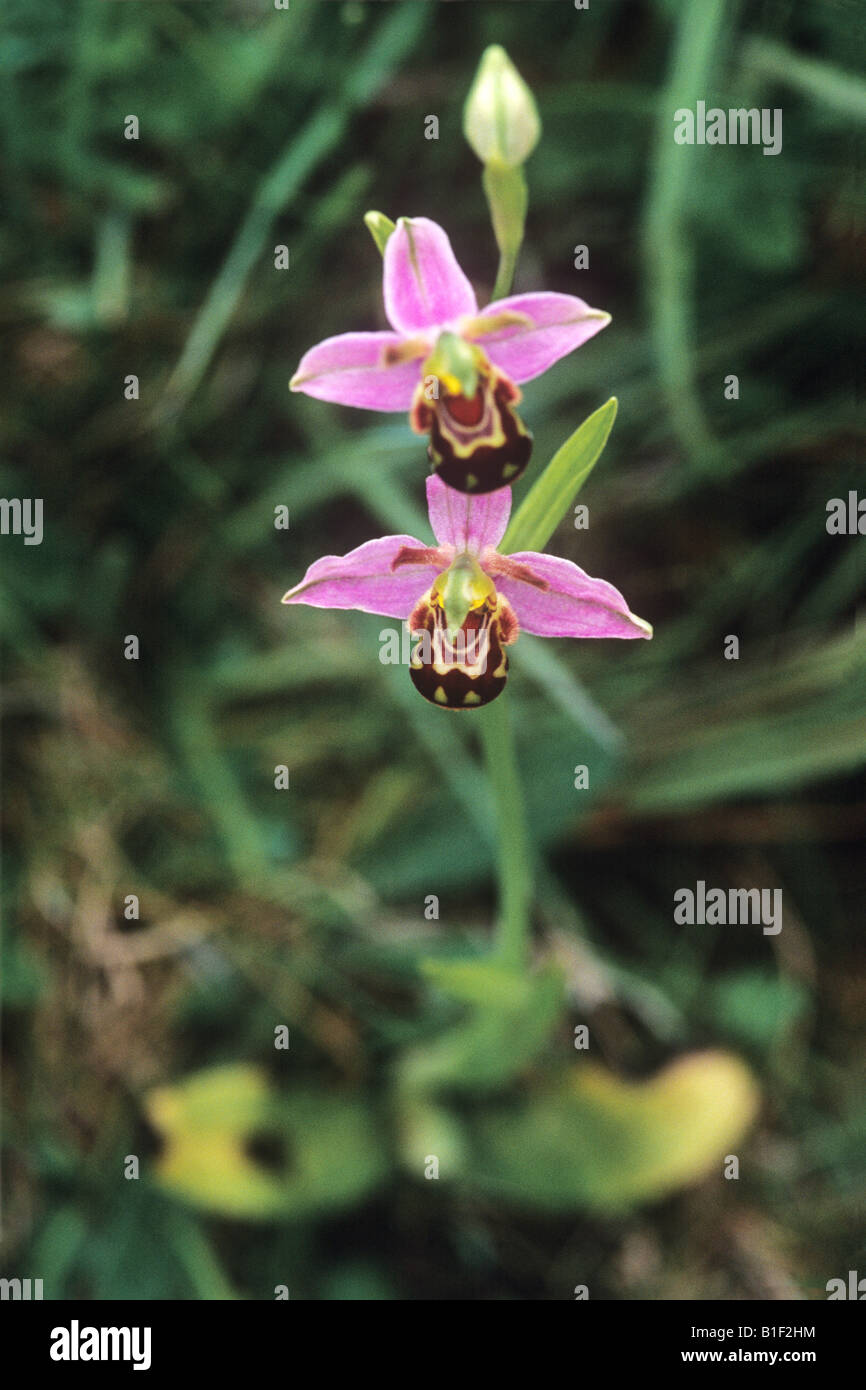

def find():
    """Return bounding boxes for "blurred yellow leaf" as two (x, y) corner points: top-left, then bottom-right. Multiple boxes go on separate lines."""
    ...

(146, 1065), (387, 1221)
(467, 1051), (759, 1212)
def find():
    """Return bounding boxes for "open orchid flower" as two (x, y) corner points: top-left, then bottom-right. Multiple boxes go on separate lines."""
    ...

(289, 217), (610, 496)
(283, 476), (651, 710)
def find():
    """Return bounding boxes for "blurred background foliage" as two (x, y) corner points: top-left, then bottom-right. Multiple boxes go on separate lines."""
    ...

(2, 0), (865, 1299)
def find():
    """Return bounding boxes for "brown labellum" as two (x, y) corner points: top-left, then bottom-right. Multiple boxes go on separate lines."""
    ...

(407, 591), (518, 709)
(411, 369), (532, 496)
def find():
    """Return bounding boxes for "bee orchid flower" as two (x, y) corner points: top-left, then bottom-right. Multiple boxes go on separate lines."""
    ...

(283, 475), (651, 709)
(289, 217), (610, 496)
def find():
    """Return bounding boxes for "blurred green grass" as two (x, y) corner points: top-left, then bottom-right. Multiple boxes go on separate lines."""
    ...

(2, 0), (865, 1299)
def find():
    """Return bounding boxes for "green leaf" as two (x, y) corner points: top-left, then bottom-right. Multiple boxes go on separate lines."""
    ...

(396, 962), (565, 1094)
(710, 970), (810, 1051)
(161, 1213), (239, 1301)
(31, 1206), (88, 1296)
(502, 397), (618, 554)
(1, 932), (47, 1004)
(743, 37), (866, 123)
(422, 956), (549, 1008)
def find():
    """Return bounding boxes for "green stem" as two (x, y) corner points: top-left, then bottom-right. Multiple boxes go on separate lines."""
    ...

(479, 694), (533, 969)
(491, 246), (518, 303)
(482, 161), (527, 305)
(478, 160), (534, 967)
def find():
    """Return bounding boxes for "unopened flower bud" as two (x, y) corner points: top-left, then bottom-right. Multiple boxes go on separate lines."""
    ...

(463, 45), (541, 167)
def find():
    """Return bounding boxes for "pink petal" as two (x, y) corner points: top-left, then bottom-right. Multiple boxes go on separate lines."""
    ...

(383, 218), (478, 335)
(468, 292), (610, 384)
(282, 535), (437, 619)
(497, 552), (652, 639)
(426, 474), (511, 555)
(290, 332), (423, 411)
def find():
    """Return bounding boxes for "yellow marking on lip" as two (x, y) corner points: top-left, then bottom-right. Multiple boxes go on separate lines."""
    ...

(381, 336), (429, 367)
(463, 690), (481, 706)
(433, 686), (449, 705)
(461, 309), (535, 338)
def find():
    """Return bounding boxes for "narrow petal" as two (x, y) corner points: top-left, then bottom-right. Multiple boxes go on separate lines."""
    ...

(290, 331), (423, 411)
(497, 552), (652, 639)
(426, 474), (511, 555)
(467, 292), (610, 384)
(383, 218), (478, 334)
(282, 535), (437, 619)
